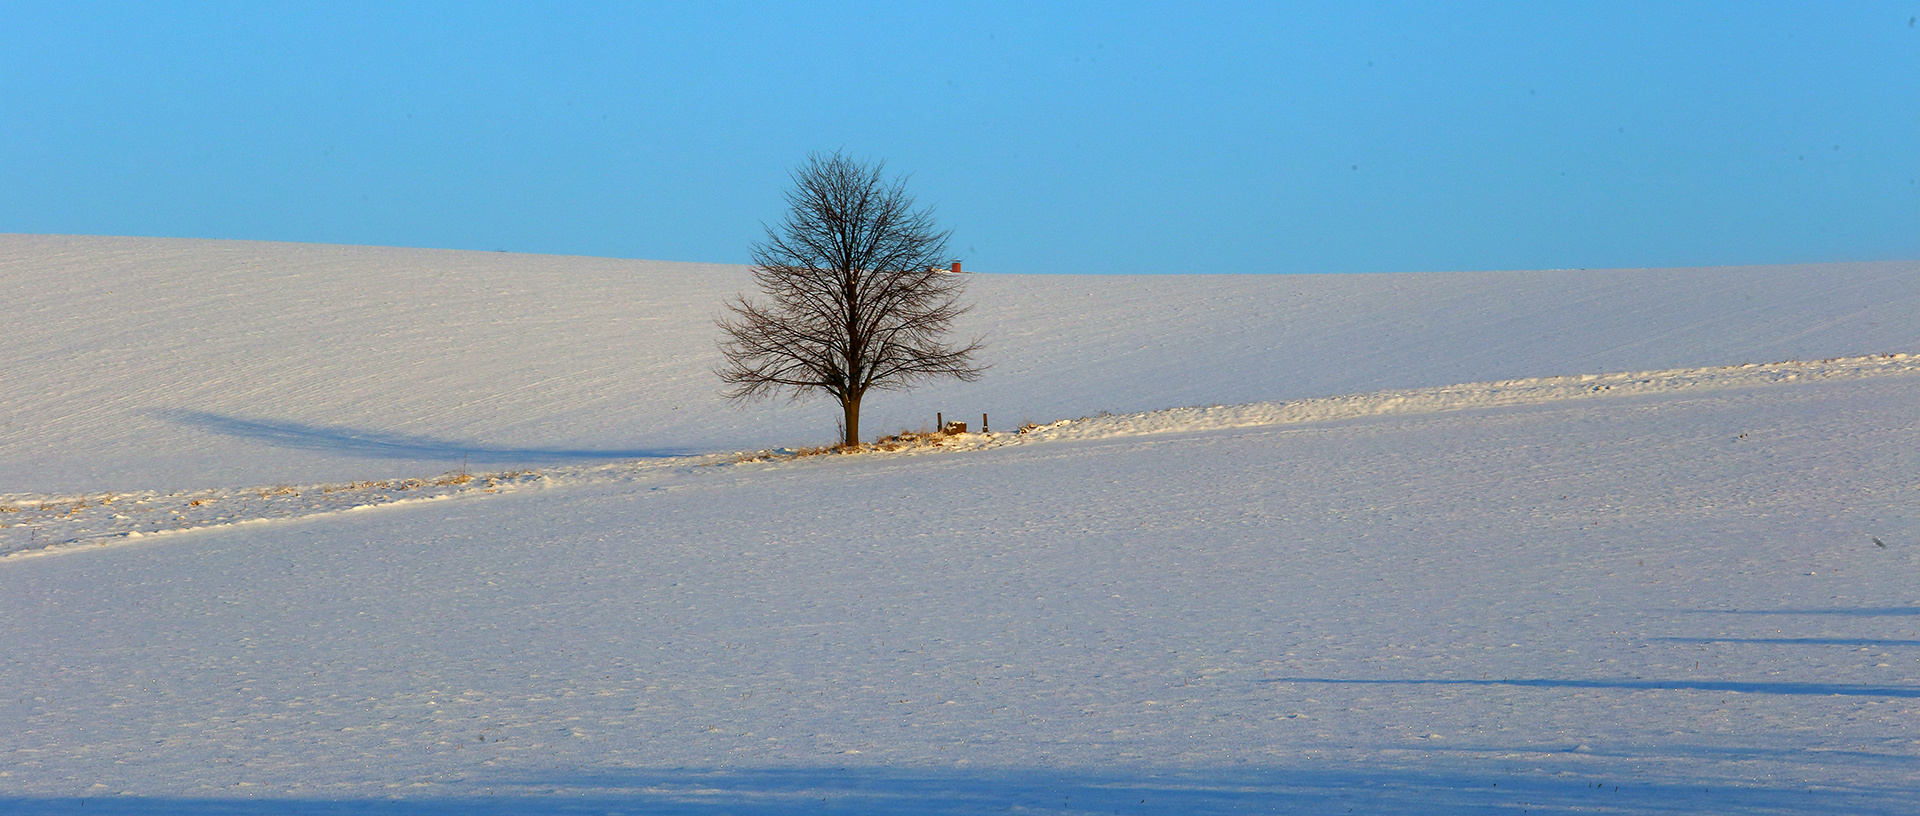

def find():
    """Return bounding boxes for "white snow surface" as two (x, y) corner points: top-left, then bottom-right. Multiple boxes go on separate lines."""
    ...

(3, 234), (1919, 813)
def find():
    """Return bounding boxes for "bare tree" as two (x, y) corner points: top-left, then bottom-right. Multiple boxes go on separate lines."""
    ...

(717, 151), (986, 447)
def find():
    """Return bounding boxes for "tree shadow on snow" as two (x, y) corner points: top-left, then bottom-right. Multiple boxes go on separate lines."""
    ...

(151, 409), (695, 464)
(5, 762), (1916, 815)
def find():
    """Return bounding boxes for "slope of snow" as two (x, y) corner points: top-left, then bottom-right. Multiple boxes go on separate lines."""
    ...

(2, 235), (1918, 814)
(4, 234), (1914, 492)
(8, 353), (1917, 558)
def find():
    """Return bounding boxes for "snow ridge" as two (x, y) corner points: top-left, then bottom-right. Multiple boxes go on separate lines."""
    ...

(6, 353), (1911, 558)
(1007, 352), (1920, 444)
(0, 457), (730, 559)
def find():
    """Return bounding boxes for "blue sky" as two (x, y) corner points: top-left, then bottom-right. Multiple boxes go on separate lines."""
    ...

(5, 2), (1916, 274)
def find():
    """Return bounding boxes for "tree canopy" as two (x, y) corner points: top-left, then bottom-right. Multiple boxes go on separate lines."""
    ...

(717, 152), (985, 446)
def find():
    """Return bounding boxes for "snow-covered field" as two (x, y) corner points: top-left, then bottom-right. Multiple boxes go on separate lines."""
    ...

(3, 234), (1917, 813)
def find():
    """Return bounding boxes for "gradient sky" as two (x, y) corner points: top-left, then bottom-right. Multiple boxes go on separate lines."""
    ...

(6, 2), (1916, 274)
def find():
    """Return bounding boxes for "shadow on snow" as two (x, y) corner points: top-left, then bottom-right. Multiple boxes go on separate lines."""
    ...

(151, 409), (695, 464)
(5, 762), (1917, 816)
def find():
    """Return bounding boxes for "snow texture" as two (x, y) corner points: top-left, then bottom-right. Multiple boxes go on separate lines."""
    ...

(2, 234), (1918, 814)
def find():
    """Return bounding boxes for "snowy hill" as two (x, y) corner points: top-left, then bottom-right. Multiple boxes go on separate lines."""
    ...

(3, 233), (1913, 493)
(2, 235), (1918, 814)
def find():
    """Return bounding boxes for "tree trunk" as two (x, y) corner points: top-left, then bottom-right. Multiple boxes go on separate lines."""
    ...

(840, 391), (862, 447)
